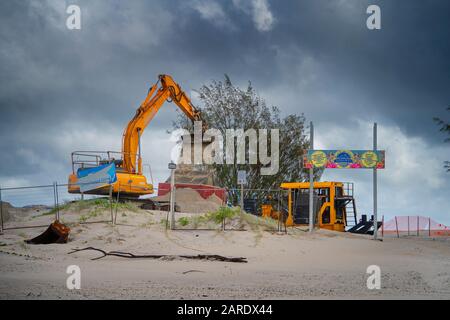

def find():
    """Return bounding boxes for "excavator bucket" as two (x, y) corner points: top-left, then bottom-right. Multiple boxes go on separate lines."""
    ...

(25, 220), (70, 244)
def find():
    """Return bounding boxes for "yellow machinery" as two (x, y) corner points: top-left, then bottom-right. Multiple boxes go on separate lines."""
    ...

(68, 74), (203, 197)
(280, 181), (357, 232)
(261, 195), (280, 220)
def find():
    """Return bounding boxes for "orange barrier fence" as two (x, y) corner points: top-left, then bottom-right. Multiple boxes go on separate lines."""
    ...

(382, 215), (449, 237)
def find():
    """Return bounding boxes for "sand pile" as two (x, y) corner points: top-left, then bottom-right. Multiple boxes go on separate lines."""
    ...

(166, 164), (217, 185)
(151, 188), (223, 213)
(0, 202), (52, 223)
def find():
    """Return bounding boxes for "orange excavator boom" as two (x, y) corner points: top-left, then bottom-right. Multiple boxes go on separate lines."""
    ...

(68, 74), (202, 197)
(122, 74), (202, 175)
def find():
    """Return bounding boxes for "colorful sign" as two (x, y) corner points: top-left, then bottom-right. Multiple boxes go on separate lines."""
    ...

(77, 163), (117, 192)
(304, 150), (385, 169)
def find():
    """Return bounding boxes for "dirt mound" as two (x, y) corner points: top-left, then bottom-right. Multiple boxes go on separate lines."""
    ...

(0, 202), (52, 223)
(166, 164), (217, 185)
(150, 188), (223, 214)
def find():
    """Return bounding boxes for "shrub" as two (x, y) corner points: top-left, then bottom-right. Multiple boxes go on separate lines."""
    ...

(178, 216), (190, 226)
(208, 206), (239, 224)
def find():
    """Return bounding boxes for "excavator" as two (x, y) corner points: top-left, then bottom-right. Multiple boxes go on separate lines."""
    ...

(68, 74), (203, 197)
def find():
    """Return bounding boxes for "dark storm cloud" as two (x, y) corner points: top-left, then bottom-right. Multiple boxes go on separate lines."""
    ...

(0, 0), (449, 179)
(262, 0), (450, 141)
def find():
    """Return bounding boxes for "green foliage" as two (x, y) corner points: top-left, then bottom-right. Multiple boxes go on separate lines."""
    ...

(37, 198), (141, 223)
(175, 207), (240, 228)
(434, 106), (450, 171)
(206, 206), (239, 224)
(47, 198), (140, 214)
(178, 216), (189, 226)
(173, 75), (321, 204)
(239, 211), (278, 231)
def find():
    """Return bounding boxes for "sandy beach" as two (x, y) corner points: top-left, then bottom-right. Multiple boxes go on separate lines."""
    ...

(0, 203), (449, 300)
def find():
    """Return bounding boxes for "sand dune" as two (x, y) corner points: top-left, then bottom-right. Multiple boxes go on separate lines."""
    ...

(0, 204), (449, 299)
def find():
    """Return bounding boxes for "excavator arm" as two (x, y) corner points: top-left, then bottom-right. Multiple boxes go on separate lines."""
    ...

(122, 74), (202, 175)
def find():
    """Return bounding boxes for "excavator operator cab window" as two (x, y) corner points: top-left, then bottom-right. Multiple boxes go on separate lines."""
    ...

(317, 188), (329, 203)
(98, 158), (123, 168)
(334, 186), (346, 222)
(322, 207), (331, 224)
(317, 188), (330, 224)
(99, 159), (111, 166)
(113, 159), (123, 168)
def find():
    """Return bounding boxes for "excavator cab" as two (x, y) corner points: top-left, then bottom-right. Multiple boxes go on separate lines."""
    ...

(68, 151), (153, 197)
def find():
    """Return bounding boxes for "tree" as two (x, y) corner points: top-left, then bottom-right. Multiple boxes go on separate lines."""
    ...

(173, 75), (320, 205)
(433, 107), (450, 172)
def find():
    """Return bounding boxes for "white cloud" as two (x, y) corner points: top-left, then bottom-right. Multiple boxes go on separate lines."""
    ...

(250, 0), (275, 31)
(233, 0), (275, 31)
(190, 0), (232, 28)
(190, 0), (275, 32)
(28, 0), (66, 31)
(27, 1), (173, 51)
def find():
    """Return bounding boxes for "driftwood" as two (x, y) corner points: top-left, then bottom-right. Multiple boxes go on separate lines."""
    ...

(182, 270), (205, 274)
(68, 247), (247, 263)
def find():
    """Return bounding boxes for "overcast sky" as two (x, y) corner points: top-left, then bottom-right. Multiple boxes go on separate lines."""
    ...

(0, 0), (449, 224)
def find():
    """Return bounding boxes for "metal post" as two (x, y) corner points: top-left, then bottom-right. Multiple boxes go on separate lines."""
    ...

(240, 183), (244, 214)
(277, 190), (281, 233)
(407, 215), (410, 236)
(395, 216), (399, 238)
(169, 165), (175, 230)
(53, 182), (57, 221)
(309, 121), (314, 233)
(0, 186), (3, 234)
(56, 182), (60, 221)
(53, 182), (60, 221)
(222, 192), (226, 231)
(417, 215), (419, 236)
(373, 122), (378, 240)
(109, 184), (114, 225)
(114, 183), (121, 225)
(428, 217), (431, 237)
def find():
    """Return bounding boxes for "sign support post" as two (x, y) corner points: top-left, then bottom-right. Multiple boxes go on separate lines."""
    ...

(0, 186), (3, 234)
(76, 162), (117, 224)
(373, 122), (378, 240)
(109, 184), (114, 225)
(237, 170), (247, 214)
(309, 121), (314, 233)
(168, 161), (176, 230)
(240, 183), (244, 214)
(304, 124), (384, 237)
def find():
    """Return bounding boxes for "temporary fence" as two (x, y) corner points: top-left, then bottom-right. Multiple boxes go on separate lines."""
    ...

(382, 215), (449, 238)
(0, 184), (57, 231)
(0, 181), (289, 234)
(6, 181), (448, 238)
(0, 181), (110, 232)
(165, 186), (288, 233)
